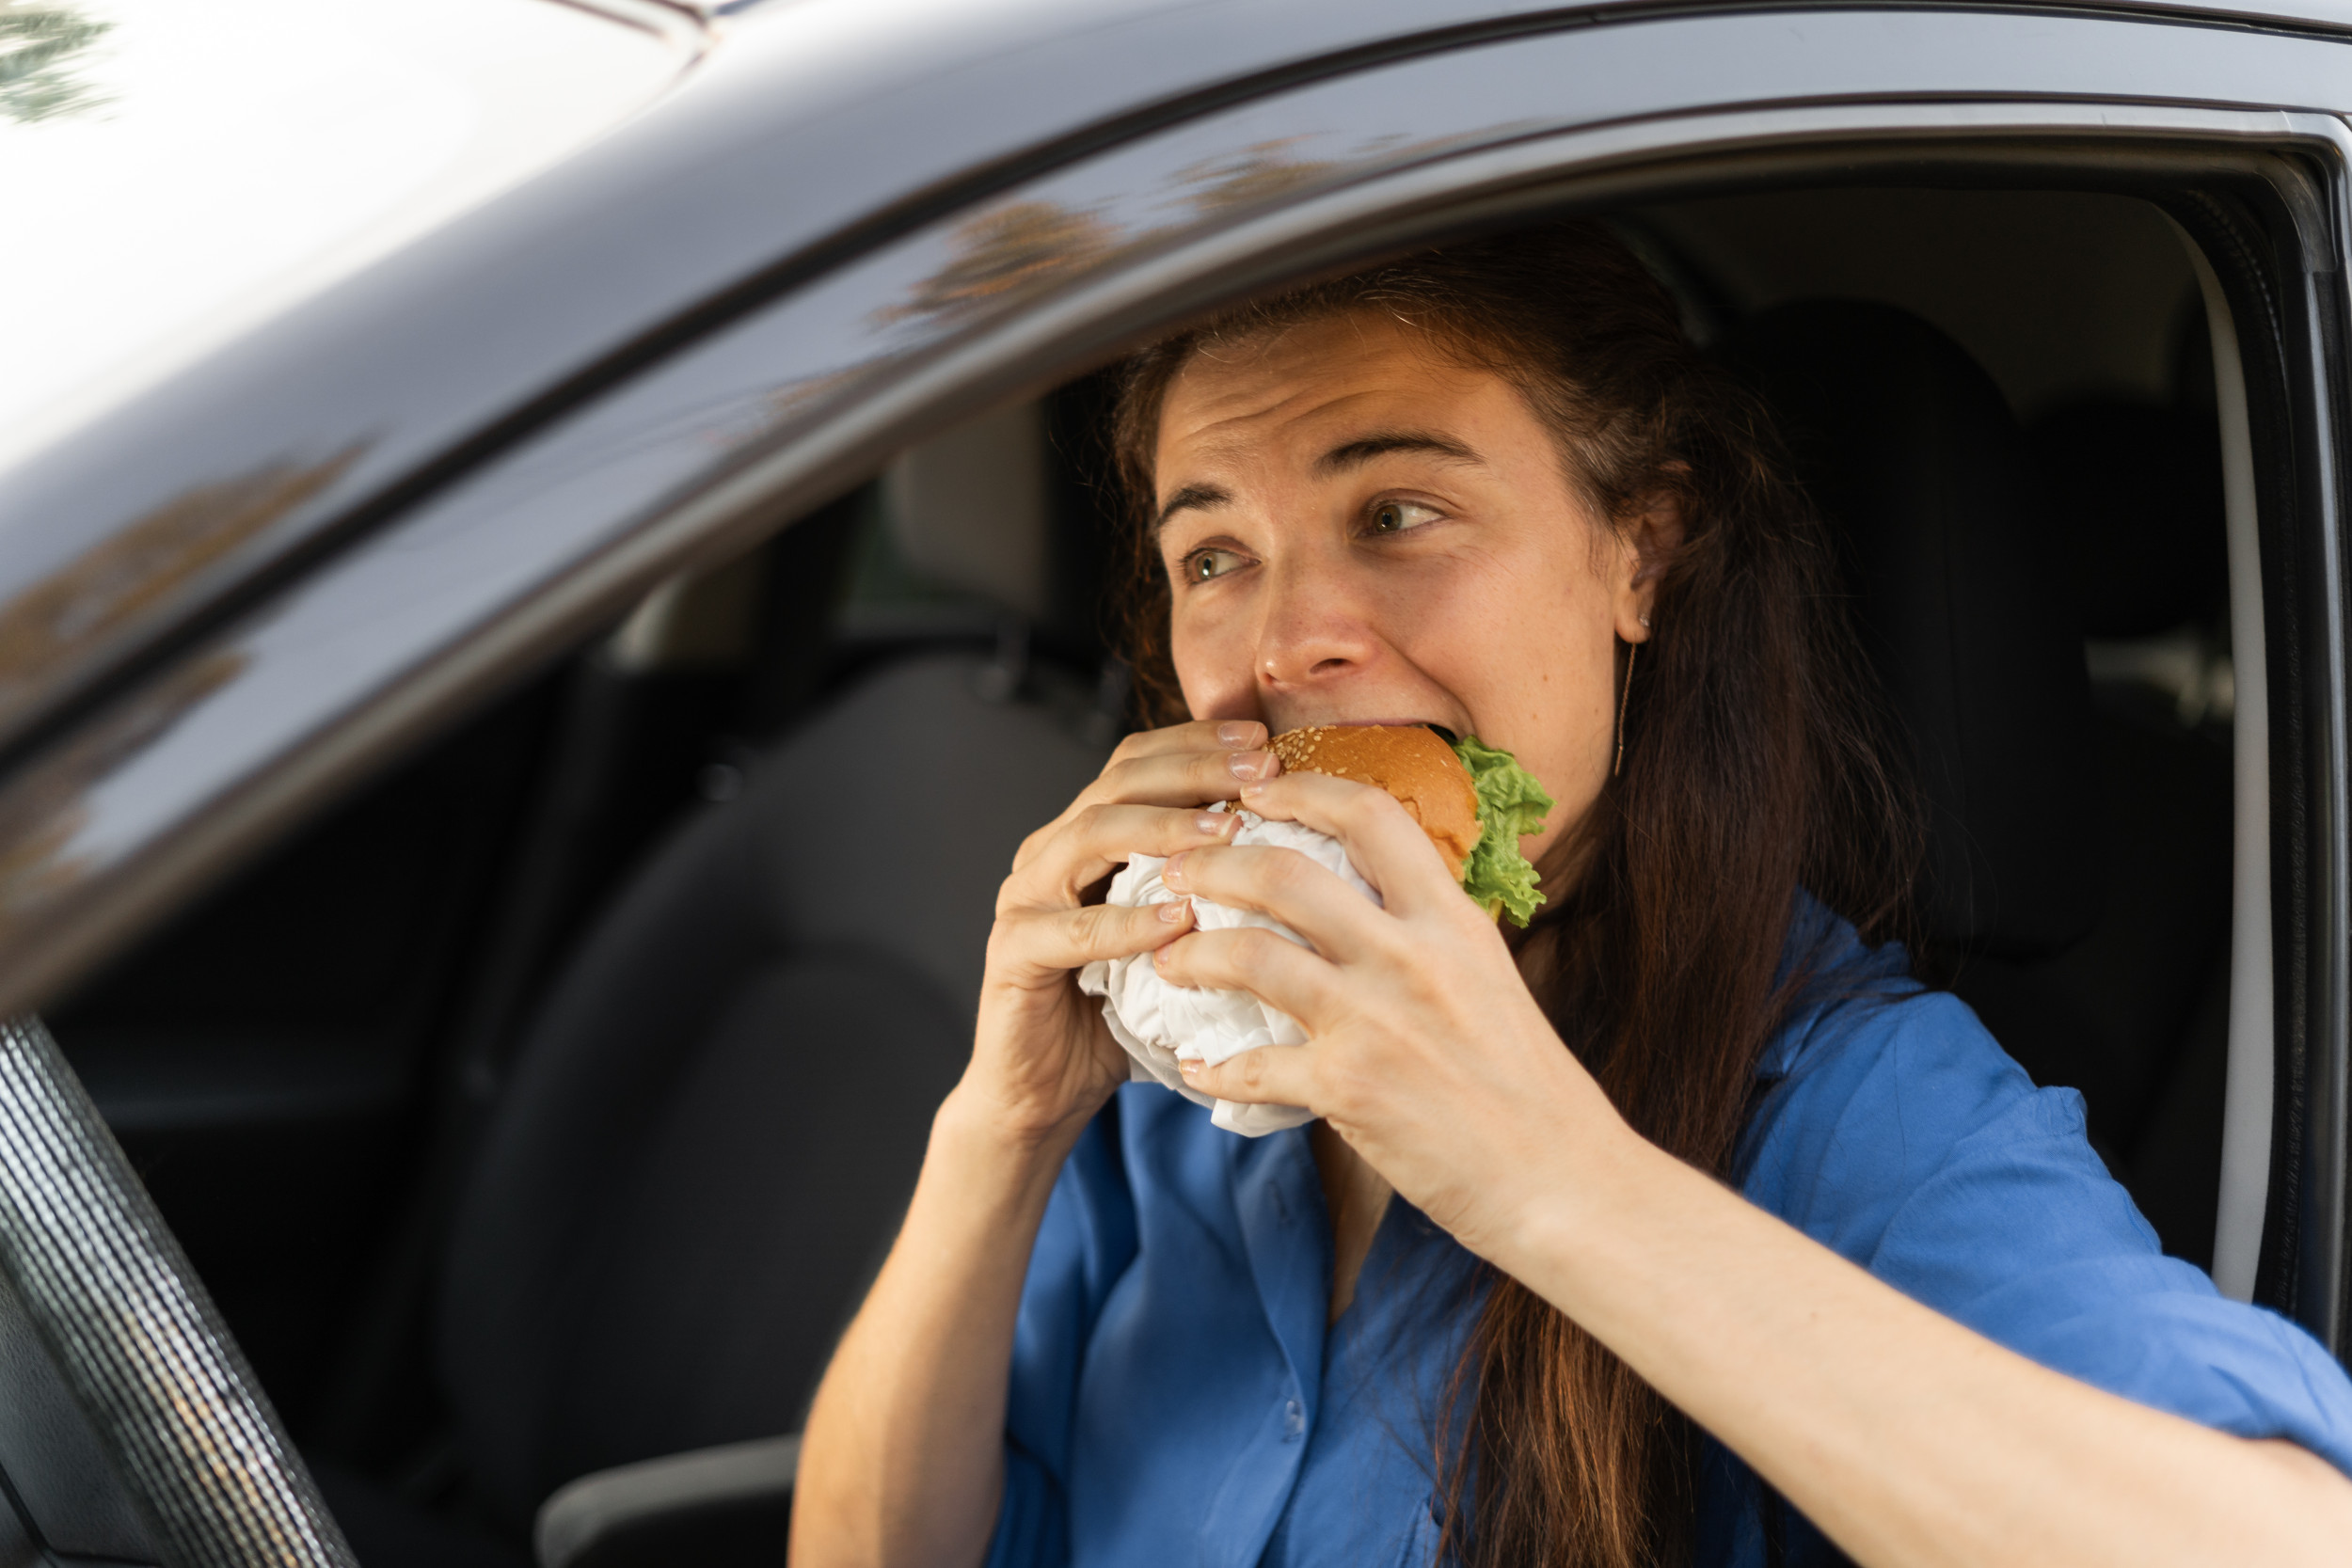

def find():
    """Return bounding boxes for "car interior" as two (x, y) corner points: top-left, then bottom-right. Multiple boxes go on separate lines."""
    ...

(36, 182), (2240, 1566)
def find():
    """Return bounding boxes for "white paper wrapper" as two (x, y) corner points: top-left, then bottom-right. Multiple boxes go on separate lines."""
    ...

(1077, 808), (1379, 1136)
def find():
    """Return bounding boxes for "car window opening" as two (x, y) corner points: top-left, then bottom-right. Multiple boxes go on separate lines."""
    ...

(40, 180), (2263, 1550)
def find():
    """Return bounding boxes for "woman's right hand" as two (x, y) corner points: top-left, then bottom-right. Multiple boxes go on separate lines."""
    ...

(960, 717), (1281, 1151)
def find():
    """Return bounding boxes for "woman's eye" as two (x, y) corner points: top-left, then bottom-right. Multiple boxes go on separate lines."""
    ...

(1184, 547), (1247, 583)
(1368, 499), (1440, 534)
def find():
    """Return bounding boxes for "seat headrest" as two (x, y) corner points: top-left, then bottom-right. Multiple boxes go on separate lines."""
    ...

(2025, 399), (2227, 638)
(1724, 301), (2102, 959)
(879, 401), (1051, 621)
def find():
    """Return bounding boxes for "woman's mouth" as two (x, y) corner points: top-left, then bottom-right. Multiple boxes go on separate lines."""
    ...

(1266, 715), (1466, 745)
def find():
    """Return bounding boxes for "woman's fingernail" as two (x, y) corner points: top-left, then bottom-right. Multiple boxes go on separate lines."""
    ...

(1178, 1056), (1200, 1075)
(1164, 851), (1189, 885)
(1194, 811), (1230, 835)
(1227, 750), (1275, 782)
(1157, 897), (1189, 923)
(1238, 782), (1265, 800)
(1216, 721), (1265, 747)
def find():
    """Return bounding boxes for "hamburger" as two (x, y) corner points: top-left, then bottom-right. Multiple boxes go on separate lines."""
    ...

(1268, 723), (1552, 927)
(1075, 723), (1555, 1136)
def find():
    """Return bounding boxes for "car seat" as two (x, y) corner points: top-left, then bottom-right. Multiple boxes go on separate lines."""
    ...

(1729, 301), (2237, 1266)
(2001, 394), (2235, 1264)
(313, 410), (1116, 1566)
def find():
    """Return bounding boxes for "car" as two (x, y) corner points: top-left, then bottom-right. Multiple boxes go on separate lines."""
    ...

(1, 0), (2349, 1563)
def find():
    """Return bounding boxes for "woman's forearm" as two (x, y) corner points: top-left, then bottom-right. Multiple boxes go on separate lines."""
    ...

(789, 1085), (1073, 1568)
(1498, 1130), (2352, 1568)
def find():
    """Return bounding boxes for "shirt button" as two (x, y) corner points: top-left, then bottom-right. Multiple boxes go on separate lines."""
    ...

(1282, 1399), (1305, 1440)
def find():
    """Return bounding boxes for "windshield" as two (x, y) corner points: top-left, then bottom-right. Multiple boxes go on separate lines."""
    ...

(0, 0), (695, 473)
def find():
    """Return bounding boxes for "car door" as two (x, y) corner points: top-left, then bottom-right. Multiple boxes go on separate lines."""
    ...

(0, 4), (2349, 1562)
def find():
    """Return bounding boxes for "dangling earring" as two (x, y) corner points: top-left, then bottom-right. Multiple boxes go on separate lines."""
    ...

(1614, 615), (1650, 778)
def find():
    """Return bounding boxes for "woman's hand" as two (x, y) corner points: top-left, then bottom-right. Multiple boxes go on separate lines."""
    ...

(963, 718), (1282, 1152)
(1157, 770), (1629, 1257)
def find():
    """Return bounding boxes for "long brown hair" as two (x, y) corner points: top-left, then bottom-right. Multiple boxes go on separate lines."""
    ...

(1109, 220), (1920, 1567)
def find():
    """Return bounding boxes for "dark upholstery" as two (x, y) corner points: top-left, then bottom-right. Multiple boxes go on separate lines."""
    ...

(2027, 399), (2228, 639)
(1731, 302), (2235, 1266)
(1982, 388), (2236, 1263)
(1953, 694), (2233, 1169)
(1729, 301), (2104, 959)
(1991, 392), (2236, 1262)
(433, 652), (1108, 1537)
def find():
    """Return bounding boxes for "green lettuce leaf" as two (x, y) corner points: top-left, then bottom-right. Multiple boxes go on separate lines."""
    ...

(1451, 735), (1552, 927)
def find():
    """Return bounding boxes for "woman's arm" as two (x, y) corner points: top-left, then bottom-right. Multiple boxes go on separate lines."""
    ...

(790, 1093), (1072, 1567)
(789, 721), (1271, 1568)
(1506, 1118), (2352, 1567)
(1167, 769), (2352, 1568)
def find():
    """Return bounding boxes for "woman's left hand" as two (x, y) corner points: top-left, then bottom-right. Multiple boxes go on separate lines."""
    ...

(1159, 769), (1629, 1260)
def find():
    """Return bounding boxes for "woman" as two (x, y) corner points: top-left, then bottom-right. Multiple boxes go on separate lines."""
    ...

(790, 223), (2352, 1566)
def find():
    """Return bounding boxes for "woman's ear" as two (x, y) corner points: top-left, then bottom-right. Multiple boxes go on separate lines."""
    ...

(1615, 483), (1686, 641)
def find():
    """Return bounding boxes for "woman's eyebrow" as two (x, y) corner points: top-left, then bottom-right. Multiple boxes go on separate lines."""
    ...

(1316, 430), (1482, 474)
(1153, 482), (1230, 531)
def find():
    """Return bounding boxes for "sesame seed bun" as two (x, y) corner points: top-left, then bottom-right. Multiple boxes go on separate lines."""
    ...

(1267, 724), (1480, 878)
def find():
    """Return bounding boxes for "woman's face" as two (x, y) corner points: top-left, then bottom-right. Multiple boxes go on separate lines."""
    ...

(1152, 310), (1667, 863)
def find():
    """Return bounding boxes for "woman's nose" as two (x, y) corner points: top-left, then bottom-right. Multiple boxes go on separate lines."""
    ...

(1253, 564), (1379, 692)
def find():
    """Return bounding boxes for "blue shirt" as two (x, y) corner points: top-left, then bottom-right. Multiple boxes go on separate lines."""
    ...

(987, 906), (2352, 1567)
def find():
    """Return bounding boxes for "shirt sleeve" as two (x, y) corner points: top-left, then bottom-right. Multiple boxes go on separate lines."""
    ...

(1743, 986), (2352, 1477)
(982, 1094), (1142, 1568)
